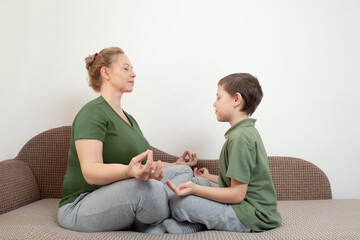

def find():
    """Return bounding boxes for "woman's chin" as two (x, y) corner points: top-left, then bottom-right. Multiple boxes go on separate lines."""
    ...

(124, 87), (134, 93)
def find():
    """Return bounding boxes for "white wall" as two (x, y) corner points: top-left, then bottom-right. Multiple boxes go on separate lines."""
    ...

(1, 0), (359, 199)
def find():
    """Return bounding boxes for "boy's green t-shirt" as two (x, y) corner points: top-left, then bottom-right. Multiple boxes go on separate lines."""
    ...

(218, 118), (282, 232)
(59, 96), (151, 208)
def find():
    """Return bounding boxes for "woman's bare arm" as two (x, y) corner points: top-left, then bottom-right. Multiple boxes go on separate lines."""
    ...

(76, 139), (163, 185)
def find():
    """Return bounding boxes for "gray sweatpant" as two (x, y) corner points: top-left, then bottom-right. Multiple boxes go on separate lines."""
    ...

(58, 165), (193, 232)
(169, 177), (252, 232)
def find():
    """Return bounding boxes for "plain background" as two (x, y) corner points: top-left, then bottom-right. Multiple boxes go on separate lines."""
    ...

(1, 0), (359, 199)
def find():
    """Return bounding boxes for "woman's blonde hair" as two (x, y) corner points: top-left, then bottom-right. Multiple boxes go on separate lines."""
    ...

(85, 47), (125, 91)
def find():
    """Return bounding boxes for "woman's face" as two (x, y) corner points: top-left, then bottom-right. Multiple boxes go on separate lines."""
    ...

(106, 54), (136, 93)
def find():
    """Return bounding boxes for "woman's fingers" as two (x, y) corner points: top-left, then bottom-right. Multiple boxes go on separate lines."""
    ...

(188, 153), (197, 166)
(151, 161), (163, 180)
(181, 151), (190, 159)
(132, 150), (155, 180)
(143, 150), (153, 173)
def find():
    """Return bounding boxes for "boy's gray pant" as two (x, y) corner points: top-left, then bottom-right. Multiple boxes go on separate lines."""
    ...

(169, 177), (252, 232)
(58, 165), (193, 232)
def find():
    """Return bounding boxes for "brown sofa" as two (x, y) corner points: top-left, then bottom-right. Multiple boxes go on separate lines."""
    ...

(0, 126), (359, 239)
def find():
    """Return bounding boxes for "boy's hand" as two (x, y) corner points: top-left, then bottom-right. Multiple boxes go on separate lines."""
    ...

(175, 151), (197, 167)
(194, 167), (210, 179)
(165, 179), (195, 197)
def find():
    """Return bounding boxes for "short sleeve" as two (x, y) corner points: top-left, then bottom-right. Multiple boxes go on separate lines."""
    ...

(73, 104), (108, 142)
(226, 139), (256, 184)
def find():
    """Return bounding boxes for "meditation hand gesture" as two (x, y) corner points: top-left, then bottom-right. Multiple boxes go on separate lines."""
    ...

(128, 150), (164, 181)
(176, 151), (197, 167)
(194, 167), (210, 179)
(165, 179), (195, 197)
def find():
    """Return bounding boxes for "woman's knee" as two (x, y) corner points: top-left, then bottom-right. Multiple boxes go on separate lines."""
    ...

(136, 179), (170, 222)
(128, 179), (168, 201)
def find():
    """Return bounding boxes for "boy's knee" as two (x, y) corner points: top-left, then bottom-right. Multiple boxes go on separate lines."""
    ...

(191, 177), (208, 186)
(169, 195), (197, 221)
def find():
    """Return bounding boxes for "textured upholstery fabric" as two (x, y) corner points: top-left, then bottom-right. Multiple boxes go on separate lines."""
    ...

(10, 126), (332, 201)
(268, 156), (332, 200)
(15, 126), (71, 199)
(153, 151), (332, 201)
(1, 199), (359, 240)
(0, 126), (358, 239)
(0, 159), (40, 214)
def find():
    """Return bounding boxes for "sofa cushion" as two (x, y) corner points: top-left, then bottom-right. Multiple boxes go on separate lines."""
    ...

(0, 160), (40, 214)
(0, 198), (359, 239)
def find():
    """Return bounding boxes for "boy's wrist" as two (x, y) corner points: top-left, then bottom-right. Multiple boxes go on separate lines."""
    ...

(192, 183), (199, 195)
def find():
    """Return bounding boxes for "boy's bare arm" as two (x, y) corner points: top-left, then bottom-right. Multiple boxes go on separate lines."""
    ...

(194, 167), (219, 184)
(166, 178), (247, 204)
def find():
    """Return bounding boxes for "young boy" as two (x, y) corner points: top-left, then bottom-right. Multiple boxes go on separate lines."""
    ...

(164, 73), (282, 233)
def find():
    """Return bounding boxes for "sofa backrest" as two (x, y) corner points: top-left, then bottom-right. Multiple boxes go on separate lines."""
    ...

(14, 126), (332, 200)
(15, 126), (71, 199)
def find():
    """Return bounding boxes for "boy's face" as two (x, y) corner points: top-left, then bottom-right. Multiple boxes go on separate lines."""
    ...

(213, 85), (236, 122)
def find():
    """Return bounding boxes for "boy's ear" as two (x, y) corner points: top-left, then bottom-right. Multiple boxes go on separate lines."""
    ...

(234, 92), (244, 109)
(100, 67), (110, 81)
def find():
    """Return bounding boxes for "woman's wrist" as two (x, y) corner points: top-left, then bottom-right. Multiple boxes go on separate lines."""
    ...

(125, 164), (134, 179)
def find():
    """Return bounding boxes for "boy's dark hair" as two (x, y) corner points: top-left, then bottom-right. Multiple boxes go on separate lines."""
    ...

(218, 73), (263, 116)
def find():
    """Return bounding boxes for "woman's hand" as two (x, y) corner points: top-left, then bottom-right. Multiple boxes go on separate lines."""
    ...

(165, 179), (196, 197)
(150, 160), (164, 181)
(175, 151), (197, 167)
(127, 150), (164, 181)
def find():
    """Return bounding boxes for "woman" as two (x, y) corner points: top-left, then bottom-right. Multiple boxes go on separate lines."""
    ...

(58, 47), (196, 233)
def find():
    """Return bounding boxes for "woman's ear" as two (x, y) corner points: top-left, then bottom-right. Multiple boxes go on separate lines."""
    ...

(100, 67), (110, 81)
(234, 92), (244, 109)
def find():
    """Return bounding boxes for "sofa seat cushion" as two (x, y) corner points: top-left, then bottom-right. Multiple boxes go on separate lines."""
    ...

(0, 199), (359, 239)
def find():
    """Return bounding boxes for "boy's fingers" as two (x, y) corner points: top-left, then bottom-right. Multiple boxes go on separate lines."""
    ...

(165, 180), (177, 193)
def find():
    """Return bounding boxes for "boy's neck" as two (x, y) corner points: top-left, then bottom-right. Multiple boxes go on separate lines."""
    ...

(229, 112), (249, 126)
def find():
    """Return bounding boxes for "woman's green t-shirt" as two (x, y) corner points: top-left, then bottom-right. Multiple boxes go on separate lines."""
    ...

(59, 96), (151, 208)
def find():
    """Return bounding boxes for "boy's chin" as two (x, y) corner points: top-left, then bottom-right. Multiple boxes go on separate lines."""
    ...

(216, 116), (227, 122)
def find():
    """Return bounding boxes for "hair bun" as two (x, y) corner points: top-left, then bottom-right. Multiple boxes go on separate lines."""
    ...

(85, 55), (95, 70)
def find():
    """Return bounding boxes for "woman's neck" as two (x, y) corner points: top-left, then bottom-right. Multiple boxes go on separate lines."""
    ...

(100, 86), (123, 112)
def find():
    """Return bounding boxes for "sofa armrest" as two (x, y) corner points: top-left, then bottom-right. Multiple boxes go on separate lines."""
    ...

(269, 156), (332, 200)
(0, 159), (40, 214)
